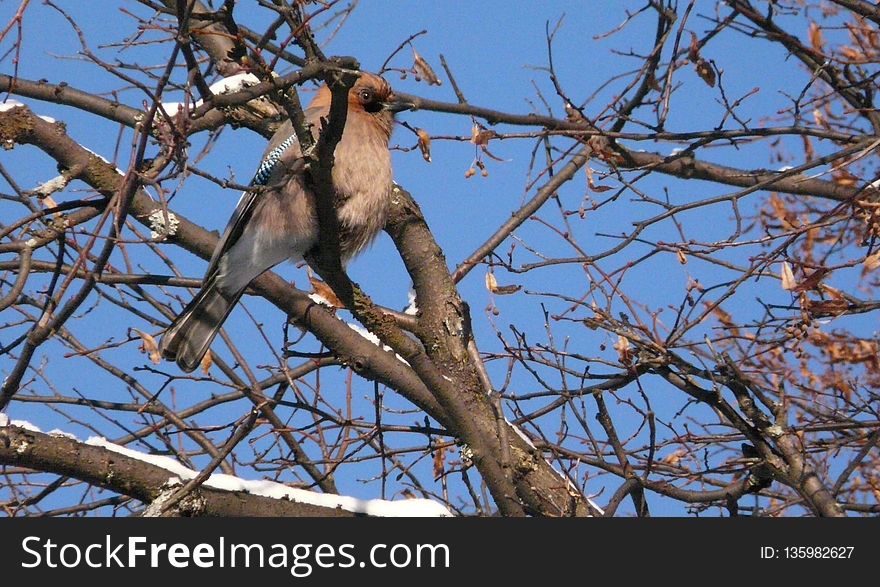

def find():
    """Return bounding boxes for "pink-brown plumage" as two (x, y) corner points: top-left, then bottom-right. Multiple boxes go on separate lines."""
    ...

(160, 73), (410, 372)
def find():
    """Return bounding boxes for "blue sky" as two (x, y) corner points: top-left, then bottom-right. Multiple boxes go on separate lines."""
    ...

(1, 1), (863, 516)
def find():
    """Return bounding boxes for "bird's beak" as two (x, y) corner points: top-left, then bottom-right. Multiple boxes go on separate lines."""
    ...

(383, 95), (415, 113)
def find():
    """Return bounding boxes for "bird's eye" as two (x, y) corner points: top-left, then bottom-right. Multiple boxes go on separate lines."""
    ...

(359, 88), (384, 113)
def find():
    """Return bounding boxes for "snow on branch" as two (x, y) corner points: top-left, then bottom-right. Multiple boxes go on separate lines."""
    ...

(0, 417), (450, 517)
(88, 436), (450, 517)
(160, 73), (262, 117)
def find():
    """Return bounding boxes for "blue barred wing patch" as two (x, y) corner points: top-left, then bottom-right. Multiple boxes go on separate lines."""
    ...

(251, 134), (297, 186)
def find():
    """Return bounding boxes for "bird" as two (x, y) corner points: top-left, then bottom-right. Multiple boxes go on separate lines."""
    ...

(160, 72), (412, 372)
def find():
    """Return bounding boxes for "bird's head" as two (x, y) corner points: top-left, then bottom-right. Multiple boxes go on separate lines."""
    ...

(311, 72), (413, 139)
(348, 73), (411, 113)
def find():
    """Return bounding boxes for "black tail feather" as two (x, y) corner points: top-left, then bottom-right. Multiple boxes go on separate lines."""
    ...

(160, 278), (243, 372)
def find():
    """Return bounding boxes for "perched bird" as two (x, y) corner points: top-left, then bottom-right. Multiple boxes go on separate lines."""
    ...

(161, 72), (411, 372)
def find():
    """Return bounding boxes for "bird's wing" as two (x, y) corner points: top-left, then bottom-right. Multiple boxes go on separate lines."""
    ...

(203, 122), (306, 280)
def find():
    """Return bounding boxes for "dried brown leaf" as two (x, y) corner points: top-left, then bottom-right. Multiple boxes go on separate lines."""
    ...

(494, 284), (522, 295)
(646, 71), (661, 92)
(780, 261), (797, 291)
(480, 147), (507, 163)
(308, 275), (345, 309)
(803, 298), (848, 317)
(791, 267), (830, 293)
(415, 128), (432, 163)
(802, 134), (815, 162)
(433, 444), (446, 479)
(695, 58), (715, 87)
(470, 126), (507, 162)
(688, 32), (701, 62)
(586, 166), (612, 192)
(839, 46), (861, 61)
(613, 335), (632, 365)
(41, 195), (58, 209)
(587, 136), (624, 164)
(485, 272), (521, 295)
(473, 129), (497, 146)
(662, 448), (687, 466)
(471, 124), (500, 154)
(819, 284), (845, 300)
(200, 349), (213, 375)
(676, 250), (688, 265)
(808, 22), (825, 53)
(832, 170), (858, 187)
(564, 102), (588, 123)
(411, 46), (442, 86)
(863, 252), (880, 273)
(133, 329), (162, 365)
(485, 272), (498, 293)
(770, 193), (799, 229)
(711, 305), (735, 328)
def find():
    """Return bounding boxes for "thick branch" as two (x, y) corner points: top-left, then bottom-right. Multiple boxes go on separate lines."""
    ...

(386, 187), (600, 516)
(0, 425), (356, 517)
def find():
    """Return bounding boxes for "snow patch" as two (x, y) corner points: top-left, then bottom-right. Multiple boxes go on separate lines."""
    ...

(0, 100), (55, 123)
(404, 289), (418, 316)
(147, 209), (180, 239)
(9, 419), (41, 432)
(81, 146), (113, 166)
(141, 482), (180, 517)
(550, 462), (604, 516)
(347, 322), (382, 346)
(347, 323), (410, 366)
(86, 436), (451, 517)
(459, 444), (474, 466)
(507, 420), (536, 450)
(501, 418), (604, 515)
(160, 101), (183, 117)
(35, 175), (68, 197)
(80, 146), (156, 200)
(209, 73), (261, 95)
(308, 293), (334, 307)
(161, 73), (261, 117)
(0, 99), (25, 112)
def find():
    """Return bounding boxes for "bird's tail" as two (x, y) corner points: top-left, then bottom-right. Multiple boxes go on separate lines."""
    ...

(160, 277), (244, 373)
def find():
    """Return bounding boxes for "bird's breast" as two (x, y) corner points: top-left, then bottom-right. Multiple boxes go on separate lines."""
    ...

(331, 133), (394, 258)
